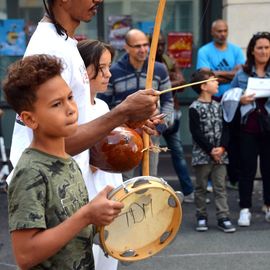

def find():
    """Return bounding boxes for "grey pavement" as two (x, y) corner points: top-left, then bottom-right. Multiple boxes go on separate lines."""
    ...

(1, 153), (270, 270)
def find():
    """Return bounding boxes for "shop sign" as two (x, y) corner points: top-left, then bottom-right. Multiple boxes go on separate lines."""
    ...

(108, 15), (132, 50)
(167, 32), (193, 68)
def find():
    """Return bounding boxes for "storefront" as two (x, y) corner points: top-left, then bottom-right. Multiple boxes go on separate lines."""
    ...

(0, 0), (222, 149)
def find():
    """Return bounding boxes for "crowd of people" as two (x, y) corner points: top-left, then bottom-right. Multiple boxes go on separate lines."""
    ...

(2, 0), (270, 268)
(195, 20), (270, 229)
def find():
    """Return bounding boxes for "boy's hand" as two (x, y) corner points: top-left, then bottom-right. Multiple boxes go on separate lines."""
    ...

(85, 185), (124, 226)
(212, 147), (225, 156)
(211, 147), (225, 163)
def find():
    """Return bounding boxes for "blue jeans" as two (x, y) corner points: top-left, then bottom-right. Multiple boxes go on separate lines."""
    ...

(163, 119), (193, 196)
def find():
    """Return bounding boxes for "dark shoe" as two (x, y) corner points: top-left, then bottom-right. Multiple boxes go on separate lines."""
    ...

(218, 217), (236, 233)
(196, 217), (208, 232)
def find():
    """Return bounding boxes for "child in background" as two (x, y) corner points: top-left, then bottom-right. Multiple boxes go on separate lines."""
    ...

(4, 54), (123, 270)
(78, 39), (123, 270)
(189, 69), (236, 233)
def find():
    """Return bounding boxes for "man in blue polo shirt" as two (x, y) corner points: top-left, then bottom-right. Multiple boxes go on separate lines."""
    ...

(196, 19), (245, 97)
(196, 19), (245, 191)
(98, 28), (174, 180)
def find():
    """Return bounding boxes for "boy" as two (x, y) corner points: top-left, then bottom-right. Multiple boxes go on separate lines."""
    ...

(3, 54), (124, 270)
(189, 69), (236, 233)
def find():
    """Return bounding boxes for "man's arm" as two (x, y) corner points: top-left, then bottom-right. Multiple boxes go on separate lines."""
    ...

(196, 47), (210, 70)
(197, 45), (244, 84)
(214, 64), (242, 84)
(65, 89), (159, 155)
(217, 46), (245, 83)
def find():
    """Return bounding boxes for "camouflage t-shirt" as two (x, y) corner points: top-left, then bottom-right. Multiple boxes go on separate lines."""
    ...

(8, 148), (95, 270)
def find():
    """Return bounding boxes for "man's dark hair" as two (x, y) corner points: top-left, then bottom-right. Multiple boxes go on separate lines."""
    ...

(190, 69), (215, 94)
(3, 54), (63, 114)
(43, 0), (68, 38)
(77, 39), (115, 79)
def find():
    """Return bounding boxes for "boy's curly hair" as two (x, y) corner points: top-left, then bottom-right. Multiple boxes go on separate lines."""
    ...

(3, 54), (64, 114)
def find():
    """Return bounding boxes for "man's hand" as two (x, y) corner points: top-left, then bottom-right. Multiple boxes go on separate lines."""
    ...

(121, 89), (159, 123)
(142, 113), (167, 136)
(127, 113), (167, 136)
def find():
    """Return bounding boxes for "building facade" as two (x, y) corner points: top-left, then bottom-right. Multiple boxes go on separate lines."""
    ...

(0, 0), (268, 150)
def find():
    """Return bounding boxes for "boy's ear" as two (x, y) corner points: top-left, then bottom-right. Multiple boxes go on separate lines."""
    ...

(201, 83), (207, 92)
(20, 111), (38, 130)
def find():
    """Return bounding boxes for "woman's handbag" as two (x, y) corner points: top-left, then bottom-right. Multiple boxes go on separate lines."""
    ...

(257, 109), (270, 133)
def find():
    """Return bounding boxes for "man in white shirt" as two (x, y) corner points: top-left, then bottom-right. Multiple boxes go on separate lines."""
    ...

(10, 0), (159, 187)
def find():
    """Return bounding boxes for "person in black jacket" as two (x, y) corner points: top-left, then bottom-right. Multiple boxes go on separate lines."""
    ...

(189, 69), (236, 233)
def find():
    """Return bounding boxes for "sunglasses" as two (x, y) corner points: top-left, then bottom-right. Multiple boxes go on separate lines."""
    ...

(126, 42), (149, 49)
(253, 32), (270, 38)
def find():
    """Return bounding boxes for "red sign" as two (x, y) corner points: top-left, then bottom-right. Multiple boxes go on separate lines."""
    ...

(167, 32), (193, 68)
(108, 15), (132, 50)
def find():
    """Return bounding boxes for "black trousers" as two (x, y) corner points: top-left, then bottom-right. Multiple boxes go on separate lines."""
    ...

(227, 133), (241, 185)
(238, 131), (270, 208)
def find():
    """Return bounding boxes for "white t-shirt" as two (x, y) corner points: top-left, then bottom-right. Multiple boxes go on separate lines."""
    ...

(88, 98), (123, 199)
(89, 98), (123, 270)
(8, 22), (92, 189)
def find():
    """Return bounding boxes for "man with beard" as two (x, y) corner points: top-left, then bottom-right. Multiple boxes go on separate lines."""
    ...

(98, 28), (174, 180)
(8, 2), (159, 268)
(196, 19), (245, 98)
(9, 1), (159, 186)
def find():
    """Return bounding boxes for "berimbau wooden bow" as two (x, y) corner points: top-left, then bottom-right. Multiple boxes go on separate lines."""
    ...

(142, 0), (166, 176)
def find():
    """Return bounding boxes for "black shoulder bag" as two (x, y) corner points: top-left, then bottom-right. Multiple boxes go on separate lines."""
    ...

(256, 101), (270, 134)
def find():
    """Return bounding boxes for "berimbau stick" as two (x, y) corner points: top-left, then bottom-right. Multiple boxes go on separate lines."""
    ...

(159, 77), (218, 95)
(142, 0), (166, 176)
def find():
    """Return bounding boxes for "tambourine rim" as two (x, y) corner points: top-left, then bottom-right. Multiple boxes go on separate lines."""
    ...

(99, 176), (182, 262)
(107, 175), (171, 199)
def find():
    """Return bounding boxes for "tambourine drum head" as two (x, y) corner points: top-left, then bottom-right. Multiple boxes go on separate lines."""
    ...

(99, 176), (182, 262)
(90, 126), (143, 173)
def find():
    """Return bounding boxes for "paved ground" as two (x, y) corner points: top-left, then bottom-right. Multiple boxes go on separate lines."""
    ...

(1, 153), (270, 270)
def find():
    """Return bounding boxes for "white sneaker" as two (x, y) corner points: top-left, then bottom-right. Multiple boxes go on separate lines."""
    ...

(184, 192), (194, 203)
(238, 208), (251, 226)
(265, 207), (270, 222)
(207, 182), (213, 193)
(262, 205), (267, 214)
